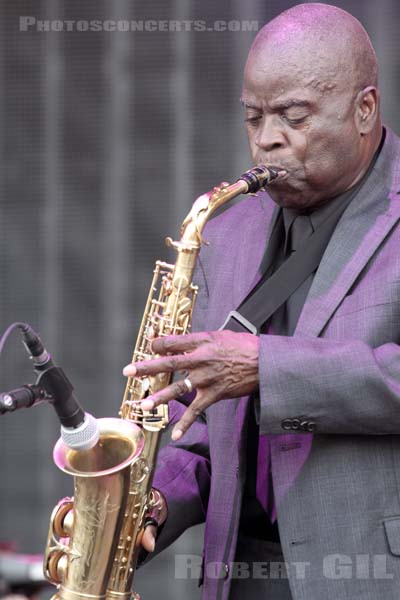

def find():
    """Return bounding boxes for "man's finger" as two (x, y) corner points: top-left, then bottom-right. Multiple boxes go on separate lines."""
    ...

(123, 354), (194, 377)
(151, 331), (213, 355)
(142, 524), (157, 552)
(141, 377), (198, 410)
(171, 392), (214, 440)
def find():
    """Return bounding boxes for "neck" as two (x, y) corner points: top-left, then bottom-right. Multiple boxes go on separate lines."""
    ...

(350, 125), (383, 189)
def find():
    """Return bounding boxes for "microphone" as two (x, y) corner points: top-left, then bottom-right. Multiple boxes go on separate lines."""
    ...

(20, 325), (99, 451)
(0, 384), (45, 414)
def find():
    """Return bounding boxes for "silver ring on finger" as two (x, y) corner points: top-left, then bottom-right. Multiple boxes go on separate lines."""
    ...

(183, 377), (193, 393)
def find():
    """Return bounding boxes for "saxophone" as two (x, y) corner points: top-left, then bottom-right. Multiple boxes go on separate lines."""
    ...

(43, 165), (284, 600)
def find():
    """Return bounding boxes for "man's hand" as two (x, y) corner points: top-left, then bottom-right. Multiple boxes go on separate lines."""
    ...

(123, 330), (259, 441)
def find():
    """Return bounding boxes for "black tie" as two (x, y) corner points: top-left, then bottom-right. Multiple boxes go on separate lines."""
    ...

(287, 214), (314, 254)
(270, 213), (315, 335)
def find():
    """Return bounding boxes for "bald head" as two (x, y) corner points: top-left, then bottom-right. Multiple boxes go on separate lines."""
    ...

(248, 3), (378, 97)
(241, 4), (382, 210)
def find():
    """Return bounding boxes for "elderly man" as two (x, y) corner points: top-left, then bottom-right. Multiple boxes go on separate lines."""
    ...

(125, 3), (400, 599)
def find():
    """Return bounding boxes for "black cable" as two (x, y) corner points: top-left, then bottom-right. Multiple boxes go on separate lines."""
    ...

(0, 321), (31, 358)
(0, 322), (99, 450)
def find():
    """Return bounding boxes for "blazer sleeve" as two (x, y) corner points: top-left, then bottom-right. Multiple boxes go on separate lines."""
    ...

(148, 398), (210, 556)
(258, 334), (400, 435)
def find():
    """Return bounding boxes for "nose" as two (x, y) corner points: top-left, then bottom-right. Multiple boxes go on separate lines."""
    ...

(254, 115), (286, 153)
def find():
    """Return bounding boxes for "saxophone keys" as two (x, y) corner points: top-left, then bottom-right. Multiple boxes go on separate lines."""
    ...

(145, 325), (156, 340)
(52, 498), (74, 537)
(141, 378), (150, 394)
(45, 549), (67, 584)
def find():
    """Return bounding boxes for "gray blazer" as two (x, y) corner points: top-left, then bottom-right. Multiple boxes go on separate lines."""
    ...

(152, 126), (400, 599)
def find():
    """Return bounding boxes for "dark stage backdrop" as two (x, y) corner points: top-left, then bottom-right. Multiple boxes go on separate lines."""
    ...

(0, 1), (399, 598)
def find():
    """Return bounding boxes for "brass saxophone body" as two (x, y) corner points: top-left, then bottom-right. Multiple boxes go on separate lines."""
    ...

(43, 165), (284, 600)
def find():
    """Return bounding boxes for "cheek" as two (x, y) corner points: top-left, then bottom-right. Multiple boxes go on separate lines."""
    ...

(301, 127), (358, 184)
(246, 128), (258, 160)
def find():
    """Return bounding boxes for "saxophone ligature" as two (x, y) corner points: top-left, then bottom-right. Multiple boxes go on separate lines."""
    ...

(43, 165), (286, 600)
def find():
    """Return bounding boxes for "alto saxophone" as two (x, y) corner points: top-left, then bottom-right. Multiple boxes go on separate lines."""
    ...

(43, 165), (284, 600)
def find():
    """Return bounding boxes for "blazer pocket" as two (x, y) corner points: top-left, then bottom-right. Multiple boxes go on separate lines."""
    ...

(334, 283), (399, 319)
(383, 517), (400, 556)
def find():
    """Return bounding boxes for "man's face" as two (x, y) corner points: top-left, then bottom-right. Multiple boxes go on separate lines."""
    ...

(242, 48), (364, 210)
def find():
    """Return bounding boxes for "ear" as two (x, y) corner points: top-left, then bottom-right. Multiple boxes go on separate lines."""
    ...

(355, 86), (380, 135)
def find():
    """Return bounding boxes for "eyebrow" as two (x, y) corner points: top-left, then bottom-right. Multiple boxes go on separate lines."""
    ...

(240, 98), (311, 111)
(240, 99), (261, 110)
(273, 99), (311, 110)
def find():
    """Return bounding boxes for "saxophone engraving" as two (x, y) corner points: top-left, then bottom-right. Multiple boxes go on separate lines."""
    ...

(43, 165), (286, 600)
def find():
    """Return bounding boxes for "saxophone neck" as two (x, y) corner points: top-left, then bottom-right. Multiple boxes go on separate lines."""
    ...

(179, 165), (286, 245)
(179, 182), (238, 244)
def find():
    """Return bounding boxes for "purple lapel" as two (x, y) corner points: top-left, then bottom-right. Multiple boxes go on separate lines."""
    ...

(232, 192), (278, 306)
(212, 190), (277, 463)
(295, 194), (400, 339)
(204, 192), (279, 560)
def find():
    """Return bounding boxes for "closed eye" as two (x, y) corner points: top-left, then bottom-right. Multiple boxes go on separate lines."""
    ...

(281, 114), (308, 126)
(245, 115), (262, 126)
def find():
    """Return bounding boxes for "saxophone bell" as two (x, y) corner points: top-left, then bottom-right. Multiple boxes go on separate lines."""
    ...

(43, 418), (145, 600)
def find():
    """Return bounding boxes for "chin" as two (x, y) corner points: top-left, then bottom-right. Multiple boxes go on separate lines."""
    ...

(267, 180), (325, 212)
(276, 198), (314, 210)
(268, 187), (310, 210)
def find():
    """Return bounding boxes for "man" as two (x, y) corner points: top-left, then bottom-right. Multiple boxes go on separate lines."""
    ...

(124, 4), (400, 598)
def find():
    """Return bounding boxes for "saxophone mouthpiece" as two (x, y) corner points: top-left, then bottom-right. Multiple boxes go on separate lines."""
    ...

(268, 167), (288, 180)
(239, 165), (287, 193)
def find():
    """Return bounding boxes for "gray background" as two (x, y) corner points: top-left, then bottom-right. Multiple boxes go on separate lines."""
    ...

(0, 0), (399, 598)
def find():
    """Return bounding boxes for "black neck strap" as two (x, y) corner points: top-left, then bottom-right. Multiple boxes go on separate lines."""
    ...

(220, 200), (348, 335)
